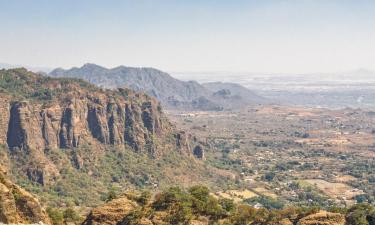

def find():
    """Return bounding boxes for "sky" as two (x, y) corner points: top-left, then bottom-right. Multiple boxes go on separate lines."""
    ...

(0, 0), (375, 74)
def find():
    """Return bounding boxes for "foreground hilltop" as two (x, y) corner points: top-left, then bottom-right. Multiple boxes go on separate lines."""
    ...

(49, 64), (266, 111)
(0, 68), (222, 206)
(80, 185), (375, 225)
(0, 166), (51, 224)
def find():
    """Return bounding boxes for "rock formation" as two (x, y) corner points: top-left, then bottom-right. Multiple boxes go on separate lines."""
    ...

(0, 68), (195, 186)
(193, 145), (205, 159)
(296, 211), (345, 225)
(82, 196), (137, 225)
(0, 167), (51, 225)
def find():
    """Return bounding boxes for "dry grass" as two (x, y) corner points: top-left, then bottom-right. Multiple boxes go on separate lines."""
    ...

(253, 187), (278, 198)
(214, 189), (258, 203)
(304, 179), (364, 199)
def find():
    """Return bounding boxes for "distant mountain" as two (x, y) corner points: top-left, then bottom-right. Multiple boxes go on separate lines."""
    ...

(49, 63), (265, 110)
(203, 82), (268, 108)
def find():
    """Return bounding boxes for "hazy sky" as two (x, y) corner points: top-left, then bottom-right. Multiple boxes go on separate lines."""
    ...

(0, 0), (374, 73)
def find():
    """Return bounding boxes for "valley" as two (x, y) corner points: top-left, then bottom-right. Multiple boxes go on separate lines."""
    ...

(0, 68), (231, 209)
(1, 67), (375, 225)
(167, 105), (375, 208)
(2, 1), (375, 224)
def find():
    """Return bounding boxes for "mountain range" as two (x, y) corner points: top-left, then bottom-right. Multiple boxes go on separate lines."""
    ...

(49, 63), (266, 111)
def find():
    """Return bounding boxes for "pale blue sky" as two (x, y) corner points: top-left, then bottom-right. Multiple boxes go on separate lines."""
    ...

(0, 0), (374, 73)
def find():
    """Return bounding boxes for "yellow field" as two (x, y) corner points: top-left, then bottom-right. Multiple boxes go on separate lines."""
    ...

(215, 189), (258, 203)
(304, 179), (364, 199)
(253, 187), (278, 198)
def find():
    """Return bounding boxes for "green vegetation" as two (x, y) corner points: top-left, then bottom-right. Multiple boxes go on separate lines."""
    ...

(109, 185), (375, 225)
(46, 207), (63, 225)
(7, 143), (225, 207)
(0, 68), (107, 103)
(46, 207), (81, 225)
(346, 204), (375, 225)
(244, 196), (284, 210)
(150, 186), (233, 224)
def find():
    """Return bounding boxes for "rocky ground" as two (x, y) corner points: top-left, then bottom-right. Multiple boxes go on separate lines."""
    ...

(0, 167), (51, 225)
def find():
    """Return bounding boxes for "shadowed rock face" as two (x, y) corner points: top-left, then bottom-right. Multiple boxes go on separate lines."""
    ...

(0, 167), (51, 225)
(7, 102), (29, 151)
(4, 94), (164, 153)
(0, 68), (194, 185)
(193, 145), (205, 159)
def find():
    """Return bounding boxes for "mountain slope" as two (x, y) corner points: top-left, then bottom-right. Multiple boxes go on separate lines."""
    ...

(0, 68), (229, 207)
(203, 81), (267, 108)
(49, 64), (264, 110)
(0, 166), (51, 224)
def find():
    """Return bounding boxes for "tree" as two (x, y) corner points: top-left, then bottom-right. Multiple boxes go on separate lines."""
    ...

(152, 187), (193, 224)
(46, 207), (64, 225)
(106, 189), (118, 202)
(63, 208), (81, 223)
(138, 190), (151, 206)
(346, 204), (375, 225)
(220, 198), (235, 212)
(189, 185), (210, 213)
(230, 204), (257, 225)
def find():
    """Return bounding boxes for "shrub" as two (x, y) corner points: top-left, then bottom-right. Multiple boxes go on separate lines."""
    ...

(63, 208), (81, 223)
(346, 203), (375, 225)
(47, 207), (64, 225)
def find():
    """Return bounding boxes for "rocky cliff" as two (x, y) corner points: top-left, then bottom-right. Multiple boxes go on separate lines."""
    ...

(2, 68), (169, 154)
(0, 167), (51, 225)
(0, 68), (197, 187)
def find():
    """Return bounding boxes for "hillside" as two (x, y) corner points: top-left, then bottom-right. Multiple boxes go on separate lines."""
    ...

(0, 68), (232, 207)
(49, 64), (264, 111)
(80, 185), (375, 225)
(0, 166), (51, 224)
(203, 82), (268, 108)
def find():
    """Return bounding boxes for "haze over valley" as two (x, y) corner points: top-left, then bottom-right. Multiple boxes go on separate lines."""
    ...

(174, 69), (375, 109)
(1, 1), (375, 225)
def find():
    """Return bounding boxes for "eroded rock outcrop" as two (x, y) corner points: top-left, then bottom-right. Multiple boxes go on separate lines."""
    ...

(0, 167), (51, 225)
(175, 131), (191, 153)
(296, 211), (345, 225)
(193, 145), (205, 159)
(82, 196), (138, 225)
(1, 69), (173, 155)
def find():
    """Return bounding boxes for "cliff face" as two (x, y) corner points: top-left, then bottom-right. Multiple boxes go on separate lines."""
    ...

(0, 68), (193, 186)
(0, 167), (51, 224)
(4, 91), (166, 155)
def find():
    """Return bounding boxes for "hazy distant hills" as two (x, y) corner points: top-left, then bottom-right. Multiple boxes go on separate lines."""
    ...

(176, 69), (375, 109)
(203, 82), (267, 108)
(49, 63), (265, 110)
